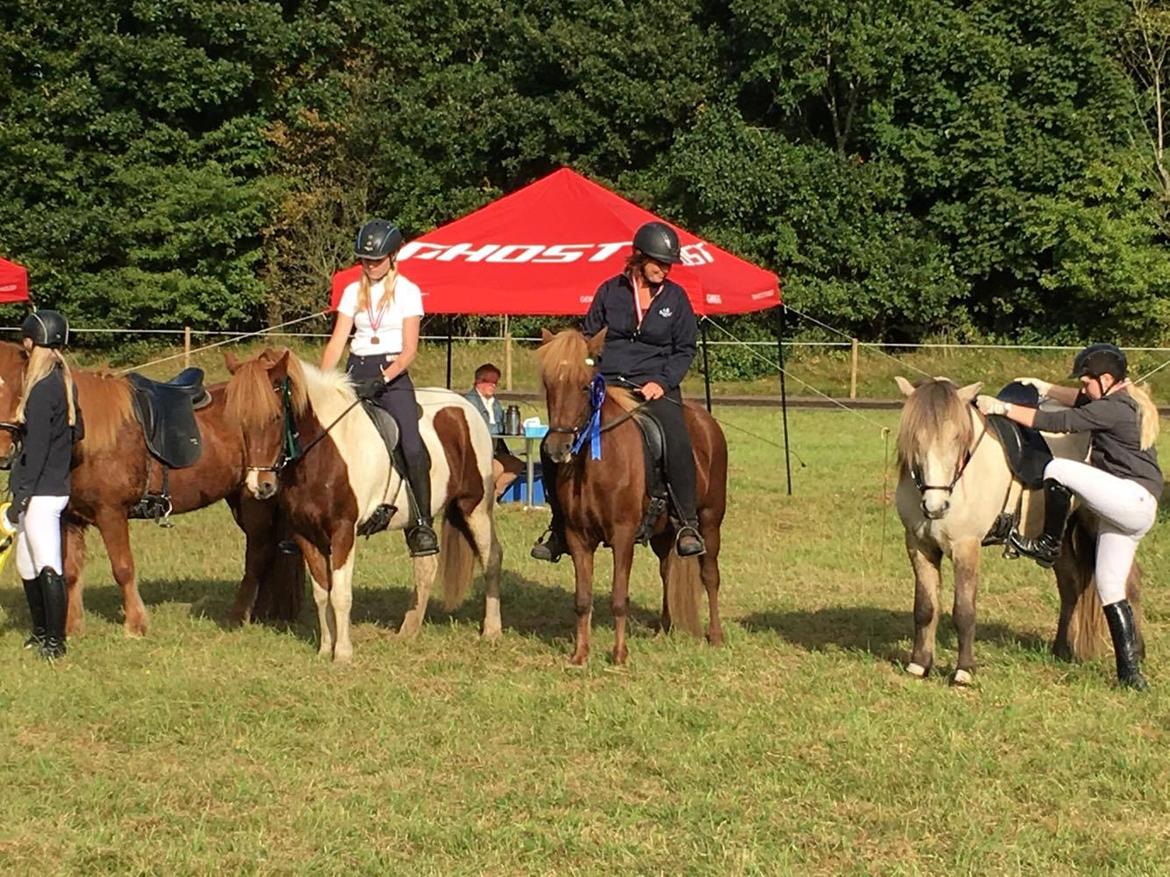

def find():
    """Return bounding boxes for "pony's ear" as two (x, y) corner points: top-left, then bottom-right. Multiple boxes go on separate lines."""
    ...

(956, 381), (983, 403)
(224, 351), (241, 374)
(268, 350), (292, 384)
(586, 327), (608, 359)
(894, 376), (916, 397)
(540, 329), (555, 346)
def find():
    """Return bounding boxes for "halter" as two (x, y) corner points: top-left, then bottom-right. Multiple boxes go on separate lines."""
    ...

(909, 407), (989, 497)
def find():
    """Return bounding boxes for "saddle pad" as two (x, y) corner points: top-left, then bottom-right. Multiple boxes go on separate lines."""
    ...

(127, 373), (204, 469)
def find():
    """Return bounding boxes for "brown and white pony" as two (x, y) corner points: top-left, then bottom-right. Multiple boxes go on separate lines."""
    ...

(223, 347), (502, 662)
(0, 342), (303, 636)
(537, 328), (728, 666)
(894, 376), (1140, 685)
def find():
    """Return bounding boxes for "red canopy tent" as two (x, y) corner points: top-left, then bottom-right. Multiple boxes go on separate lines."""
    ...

(330, 167), (780, 315)
(0, 258), (30, 303)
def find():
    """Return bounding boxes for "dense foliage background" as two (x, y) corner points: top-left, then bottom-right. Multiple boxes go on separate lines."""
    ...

(1, 0), (1168, 345)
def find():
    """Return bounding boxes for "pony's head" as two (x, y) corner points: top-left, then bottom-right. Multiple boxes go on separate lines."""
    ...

(224, 347), (308, 500)
(536, 327), (607, 463)
(0, 342), (28, 468)
(895, 376), (983, 519)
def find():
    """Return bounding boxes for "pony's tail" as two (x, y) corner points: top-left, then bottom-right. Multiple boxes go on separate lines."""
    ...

(439, 503), (479, 611)
(1062, 514), (1144, 661)
(252, 510), (306, 623)
(1129, 382), (1160, 450)
(664, 553), (704, 637)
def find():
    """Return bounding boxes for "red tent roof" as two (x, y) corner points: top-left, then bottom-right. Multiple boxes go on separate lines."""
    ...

(331, 168), (780, 316)
(0, 258), (29, 303)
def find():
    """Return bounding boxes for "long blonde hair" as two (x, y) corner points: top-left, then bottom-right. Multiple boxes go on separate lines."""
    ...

(355, 265), (398, 314)
(1127, 382), (1160, 450)
(15, 346), (77, 427)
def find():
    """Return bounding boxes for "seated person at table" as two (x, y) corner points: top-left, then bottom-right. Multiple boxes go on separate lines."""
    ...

(465, 363), (523, 496)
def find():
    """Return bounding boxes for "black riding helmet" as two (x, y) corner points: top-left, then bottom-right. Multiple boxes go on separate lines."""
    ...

(1070, 343), (1127, 380)
(354, 219), (404, 260)
(632, 221), (682, 265)
(20, 310), (69, 349)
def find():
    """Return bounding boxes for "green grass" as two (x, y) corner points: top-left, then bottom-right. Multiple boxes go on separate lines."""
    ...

(3, 404), (1170, 873)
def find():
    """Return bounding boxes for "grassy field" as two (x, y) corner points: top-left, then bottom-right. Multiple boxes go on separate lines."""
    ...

(2, 401), (1170, 874)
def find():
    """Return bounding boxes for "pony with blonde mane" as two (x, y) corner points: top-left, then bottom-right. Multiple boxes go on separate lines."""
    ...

(536, 328), (728, 666)
(894, 376), (1142, 685)
(0, 341), (303, 636)
(224, 347), (502, 661)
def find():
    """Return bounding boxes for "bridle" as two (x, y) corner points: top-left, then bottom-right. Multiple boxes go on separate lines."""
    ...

(243, 377), (304, 479)
(909, 407), (989, 498)
(547, 372), (646, 454)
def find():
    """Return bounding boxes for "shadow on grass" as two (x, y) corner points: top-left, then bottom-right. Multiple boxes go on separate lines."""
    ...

(17, 571), (661, 651)
(739, 605), (1051, 666)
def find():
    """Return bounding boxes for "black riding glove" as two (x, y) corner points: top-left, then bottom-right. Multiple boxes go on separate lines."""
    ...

(6, 499), (22, 525)
(356, 378), (388, 401)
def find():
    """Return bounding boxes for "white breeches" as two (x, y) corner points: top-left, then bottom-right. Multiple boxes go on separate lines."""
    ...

(15, 495), (68, 579)
(1044, 458), (1157, 605)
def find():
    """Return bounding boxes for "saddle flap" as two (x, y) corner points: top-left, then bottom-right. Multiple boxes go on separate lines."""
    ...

(127, 371), (206, 469)
(360, 400), (400, 461)
(986, 385), (1053, 489)
(631, 410), (667, 499)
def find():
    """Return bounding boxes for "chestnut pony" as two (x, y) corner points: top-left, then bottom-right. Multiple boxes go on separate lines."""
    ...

(223, 347), (502, 662)
(0, 342), (302, 635)
(894, 376), (1141, 685)
(537, 328), (728, 665)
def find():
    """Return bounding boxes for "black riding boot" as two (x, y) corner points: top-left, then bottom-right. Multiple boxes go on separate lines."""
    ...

(401, 451), (439, 558)
(1104, 600), (1148, 690)
(1008, 479), (1072, 568)
(38, 567), (67, 661)
(530, 451), (566, 563)
(22, 577), (46, 650)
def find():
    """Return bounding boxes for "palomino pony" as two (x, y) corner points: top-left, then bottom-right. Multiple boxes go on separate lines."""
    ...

(537, 328), (728, 665)
(894, 376), (1140, 685)
(0, 342), (303, 636)
(223, 347), (502, 662)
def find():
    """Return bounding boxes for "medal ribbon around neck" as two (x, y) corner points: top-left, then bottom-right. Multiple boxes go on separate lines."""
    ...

(366, 274), (396, 344)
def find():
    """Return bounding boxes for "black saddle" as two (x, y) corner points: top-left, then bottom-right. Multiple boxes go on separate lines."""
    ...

(360, 400), (400, 461)
(985, 382), (1053, 489)
(631, 409), (670, 544)
(127, 368), (211, 469)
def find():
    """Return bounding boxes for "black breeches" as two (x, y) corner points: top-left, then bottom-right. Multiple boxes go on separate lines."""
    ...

(346, 356), (425, 467)
(643, 390), (698, 521)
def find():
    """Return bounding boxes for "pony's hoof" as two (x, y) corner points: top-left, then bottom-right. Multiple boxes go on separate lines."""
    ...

(610, 648), (628, 666)
(906, 662), (928, 678)
(566, 652), (589, 667)
(707, 630), (725, 648)
(481, 625), (502, 641)
(316, 646), (332, 660)
(397, 619), (422, 639)
(333, 649), (353, 665)
(951, 668), (974, 687)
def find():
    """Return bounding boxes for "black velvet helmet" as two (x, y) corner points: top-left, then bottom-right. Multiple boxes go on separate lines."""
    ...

(632, 221), (682, 265)
(20, 310), (69, 349)
(354, 219), (404, 260)
(1070, 343), (1127, 380)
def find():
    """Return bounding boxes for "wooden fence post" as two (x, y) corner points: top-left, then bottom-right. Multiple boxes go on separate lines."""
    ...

(184, 326), (192, 368)
(503, 316), (513, 391)
(849, 337), (859, 400)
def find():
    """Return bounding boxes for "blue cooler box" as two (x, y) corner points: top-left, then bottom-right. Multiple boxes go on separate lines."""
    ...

(498, 463), (545, 504)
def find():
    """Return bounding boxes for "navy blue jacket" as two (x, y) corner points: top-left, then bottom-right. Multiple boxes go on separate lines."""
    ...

(10, 367), (83, 507)
(582, 274), (697, 390)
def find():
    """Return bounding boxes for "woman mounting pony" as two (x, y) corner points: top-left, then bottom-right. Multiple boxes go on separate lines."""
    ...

(321, 219), (438, 557)
(532, 221), (705, 561)
(976, 343), (1162, 690)
(7, 310), (83, 660)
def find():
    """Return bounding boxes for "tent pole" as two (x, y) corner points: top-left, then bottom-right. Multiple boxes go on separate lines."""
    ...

(700, 320), (712, 413)
(446, 317), (453, 389)
(776, 305), (792, 496)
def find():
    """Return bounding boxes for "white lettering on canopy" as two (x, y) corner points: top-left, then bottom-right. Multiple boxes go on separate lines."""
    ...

(396, 240), (712, 266)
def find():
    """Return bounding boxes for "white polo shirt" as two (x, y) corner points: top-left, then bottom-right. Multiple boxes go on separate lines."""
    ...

(337, 274), (425, 356)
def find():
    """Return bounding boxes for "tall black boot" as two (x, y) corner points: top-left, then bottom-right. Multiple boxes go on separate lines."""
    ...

(530, 450), (566, 563)
(38, 567), (67, 661)
(400, 450), (439, 558)
(1104, 600), (1148, 690)
(22, 577), (46, 650)
(1008, 479), (1072, 568)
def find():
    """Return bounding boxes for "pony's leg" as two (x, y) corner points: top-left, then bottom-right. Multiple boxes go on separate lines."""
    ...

(472, 504), (504, 639)
(95, 511), (148, 637)
(62, 523), (87, 637)
(906, 536), (943, 677)
(650, 533), (673, 634)
(398, 554), (440, 638)
(699, 512), (724, 647)
(300, 538), (334, 659)
(1051, 543), (1081, 662)
(226, 498), (273, 627)
(567, 533), (597, 666)
(610, 530), (637, 666)
(329, 546), (357, 663)
(951, 538), (982, 686)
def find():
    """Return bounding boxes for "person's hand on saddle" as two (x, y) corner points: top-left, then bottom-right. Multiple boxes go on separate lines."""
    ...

(975, 394), (1011, 416)
(1013, 377), (1053, 397)
(640, 381), (665, 401)
(356, 377), (388, 401)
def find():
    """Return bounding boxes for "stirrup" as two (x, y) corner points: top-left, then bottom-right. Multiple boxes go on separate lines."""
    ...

(406, 522), (439, 558)
(530, 528), (565, 563)
(675, 524), (706, 558)
(1007, 531), (1059, 568)
(22, 632), (45, 651)
(39, 637), (66, 661)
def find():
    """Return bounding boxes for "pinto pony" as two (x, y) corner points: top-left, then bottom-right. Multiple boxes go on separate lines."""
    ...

(537, 328), (728, 666)
(894, 376), (1141, 685)
(223, 348), (502, 662)
(0, 342), (303, 636)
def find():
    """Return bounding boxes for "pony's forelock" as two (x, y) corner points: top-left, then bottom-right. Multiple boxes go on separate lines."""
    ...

(896, 379), (974, 473)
